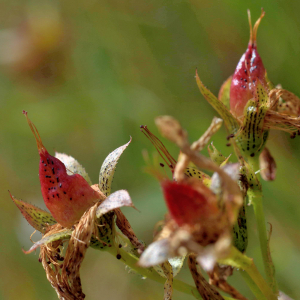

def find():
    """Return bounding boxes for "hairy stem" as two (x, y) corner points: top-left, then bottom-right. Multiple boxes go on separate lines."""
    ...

(219, 246), (277, 300)
(248, 156), (278, 295)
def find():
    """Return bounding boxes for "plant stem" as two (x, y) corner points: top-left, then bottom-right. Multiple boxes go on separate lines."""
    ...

(101, 245), (235, 300)
(219, 246), (277, 300)
(238, 270), (266, 300)
(248, 156), (278, 295)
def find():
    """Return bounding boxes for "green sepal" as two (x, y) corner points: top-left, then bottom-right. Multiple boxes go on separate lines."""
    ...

(208, 142), (227, 166)
(233, 204), (248, 253)
(196, 70), (240, 134)
(55, 152), (92, 185)
(10, 192), (56, 233)
(99, 138), (132, 196)
(23, 229), (72, 254)
(234, 82), (270, 158)
(218, 75), (232, 109)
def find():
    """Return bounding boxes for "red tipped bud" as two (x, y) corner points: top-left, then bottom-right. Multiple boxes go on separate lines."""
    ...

(24, 112), (105, 227)
(230, 10), (267, 118)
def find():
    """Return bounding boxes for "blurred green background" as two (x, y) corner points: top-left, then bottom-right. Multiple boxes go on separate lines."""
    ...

(1, 0), (300, 299)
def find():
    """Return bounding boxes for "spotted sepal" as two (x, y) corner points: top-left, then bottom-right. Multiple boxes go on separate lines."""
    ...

(55, 152), (92, 185)
(234, 82), (269, 158)
(196, 70), (240, 134)
(10, 192), (56, 233)
(23, 229), (72, 254)
(99, 138), (132, 196)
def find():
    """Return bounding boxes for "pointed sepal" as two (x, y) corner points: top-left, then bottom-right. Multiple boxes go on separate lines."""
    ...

(10, 192), (56, 233)
(55, 152), (92, 185)
(99, 138), (132, 196)
(234, 82), (269, 158)
(23, 229), (72, 254)
(196, 70), (240, 134)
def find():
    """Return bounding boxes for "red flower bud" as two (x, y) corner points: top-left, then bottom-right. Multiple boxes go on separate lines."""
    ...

(23, 111), (105, 227)
(230, 10), (267, 118)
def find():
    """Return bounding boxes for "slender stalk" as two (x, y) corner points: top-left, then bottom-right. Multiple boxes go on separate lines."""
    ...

(219, 246), (277, 300)
(238, 270), (266, 300)
(101, 245), (235, 300)
(248, 156), (278, 295)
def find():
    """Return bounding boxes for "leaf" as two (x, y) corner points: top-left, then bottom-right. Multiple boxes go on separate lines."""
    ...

(99, 138), (132, 196)
(10, 192), (56, 233)
(218, 76), (232, 109)
(55, 152), (92, 185)
(96, 190), (135, 218)
(138, 239), (172, 268)
(23, 229), (72, 254)
(196, 70), (240, 134)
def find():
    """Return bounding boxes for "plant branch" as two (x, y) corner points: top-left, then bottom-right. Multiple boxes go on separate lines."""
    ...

(218, 246), (277, 300)
(247, 156), (278, 295)
(94, 244), (235, 300)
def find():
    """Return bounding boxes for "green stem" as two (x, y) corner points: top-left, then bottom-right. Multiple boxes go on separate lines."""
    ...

(100, 245), (235, 300)
(248, 157), (278, 295)
(238, 270), (266, 300)
(219, 246), (277, 300)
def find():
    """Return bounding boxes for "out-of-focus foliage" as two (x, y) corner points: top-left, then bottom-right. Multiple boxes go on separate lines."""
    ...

(1, 0), (300, 299)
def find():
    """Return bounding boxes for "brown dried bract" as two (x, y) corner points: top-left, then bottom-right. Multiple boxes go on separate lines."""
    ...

(259, 147), (276, 181)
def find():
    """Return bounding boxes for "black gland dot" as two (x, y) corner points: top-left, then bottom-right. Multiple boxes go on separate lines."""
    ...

(63, 191), (66, 194)
(70, 198), (72, 200)
(116, 254), (121, 259)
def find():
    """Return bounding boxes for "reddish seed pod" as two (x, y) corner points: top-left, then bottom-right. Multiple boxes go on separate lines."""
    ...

(23, 111), (105, 227)
(230, 10), (267, 118)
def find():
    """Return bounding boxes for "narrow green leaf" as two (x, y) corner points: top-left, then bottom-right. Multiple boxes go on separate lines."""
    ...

(99, 138), (132, 196)
(10, 192), (56, 233)
(55, 152), (92, 185)
(196, 70), (240, 133)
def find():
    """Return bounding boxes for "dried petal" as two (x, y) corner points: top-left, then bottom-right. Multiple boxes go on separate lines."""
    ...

(208, 265), (247, 300)
(10, 192), (56, 233)
(259, 147), (276, 181)
(96, 190), (135, 218)
(55, 152), (92, 185)
(138, 239), (172, 268)
(155, 116), (188, 148)
(188, 254), (224, 300)
(99, 138), (132, 196)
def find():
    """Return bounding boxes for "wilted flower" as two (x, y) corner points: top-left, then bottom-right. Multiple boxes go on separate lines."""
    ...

(139, 116), (245, 299)
(11, 114), (143, 299)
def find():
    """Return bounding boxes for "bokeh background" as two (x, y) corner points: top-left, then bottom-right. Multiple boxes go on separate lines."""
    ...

(1, 0), (300, 299)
